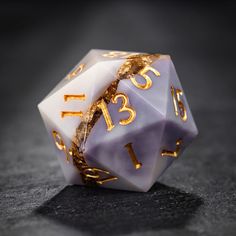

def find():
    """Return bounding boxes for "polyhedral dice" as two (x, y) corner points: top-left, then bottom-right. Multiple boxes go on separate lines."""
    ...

(38, 49), (198, 192)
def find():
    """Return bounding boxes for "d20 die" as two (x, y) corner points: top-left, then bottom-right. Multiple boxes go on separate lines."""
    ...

(38, 49), (198, 192)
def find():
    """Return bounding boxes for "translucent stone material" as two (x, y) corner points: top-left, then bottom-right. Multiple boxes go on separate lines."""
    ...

(38, 49), (198, 192)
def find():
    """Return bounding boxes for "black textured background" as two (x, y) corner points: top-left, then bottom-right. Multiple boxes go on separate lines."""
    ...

(0, 1), (236, 235)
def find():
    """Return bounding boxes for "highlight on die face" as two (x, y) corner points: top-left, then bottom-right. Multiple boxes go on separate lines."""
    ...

(38, 49), (198, 192)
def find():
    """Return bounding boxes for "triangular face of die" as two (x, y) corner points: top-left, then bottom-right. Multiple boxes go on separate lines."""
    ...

(165, 60), (198, 142)
(43, 49), (100, 100)
(84, 78), (167, 192)
(116, 55), (172, 117)
(151, 60), (198, 185)
(42, 49), (137, 101)
(38, 56), (127, 142)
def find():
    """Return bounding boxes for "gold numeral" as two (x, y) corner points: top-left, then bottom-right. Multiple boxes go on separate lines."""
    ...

(91, 168), (118, 185)
(130, 65), (160, 90)
(102, 51), (127, 58)
(124, 142), (142, 169)
(82, 167), (118, 185)
(52, 130), (71, 162)
(61, 94), (86, 118)
(111, 92), (136, 126)
(161, 139), (182, 158)
(64, 94), (86, 101)
(82, 167), (101, 179)
(97, 99), (115, 131)
(96, 176), (118, 185)
(97, 93), (136, 131)
(102, 51), (139, 59)
(171, 86), (187, 122)
(66, 63), (85, 80)
(61, 111), (83, 118)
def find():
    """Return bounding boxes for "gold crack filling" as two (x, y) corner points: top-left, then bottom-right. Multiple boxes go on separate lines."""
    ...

(70, 53), (161, 186)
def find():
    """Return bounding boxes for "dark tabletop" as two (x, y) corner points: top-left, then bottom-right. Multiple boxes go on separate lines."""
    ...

(0, 1), (236, 235)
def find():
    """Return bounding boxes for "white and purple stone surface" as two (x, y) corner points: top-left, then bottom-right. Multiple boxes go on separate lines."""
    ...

(38, 49), (198, 192)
